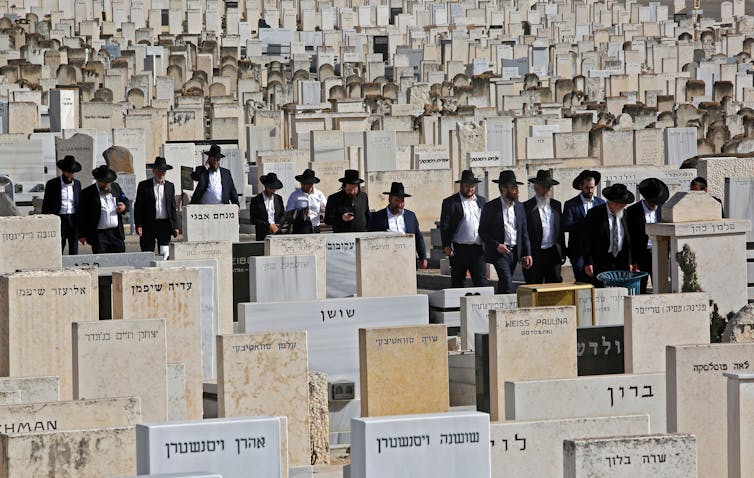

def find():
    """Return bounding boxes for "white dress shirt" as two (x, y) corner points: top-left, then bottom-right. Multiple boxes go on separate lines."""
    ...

(286, 188), (327, 227)
(642, 200), (657, 249)
(453, 193), (481, 245)
(386, 207), (406, 233)
(153, 179), (168, 220)
(202, 170), (223, 204)
(607, 209), (624, 255)
(263, 193), (276, 224)
(581, 194), (595, 215)
(501, 197), (517, 246)
(59, 178), (75, 214)
(537, 200), (554, 249)
(97, 185), (119, 230)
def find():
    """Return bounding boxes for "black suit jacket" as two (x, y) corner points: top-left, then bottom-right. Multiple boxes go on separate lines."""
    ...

(583, 204), (632, 273)
(439, 193), (486, 248)
(367, 208), (427, 260)
(324, 190), (370, 233)
(626, 200), (660, 268)
(563, 194), (606, 261)
(78, 182), (129, 243)
(249, 192), (285, 241)
(189, 167), (239, 205)
(478, 197), (531, 262)
(134, 178), (179, 232)
(523, 197), (566, 261)
(41, 177), (81, 215)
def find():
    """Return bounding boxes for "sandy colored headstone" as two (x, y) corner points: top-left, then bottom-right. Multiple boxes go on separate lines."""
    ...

(0, 215), (62, 272)
(0, 270), (96, 399)
(167, 363), (186, 421)
(726, 372), (754, 478)
(460, 294), (517, 351)
(356, 235), (417, 297)
(73, 319), (168, 422)
(359, 324), (449, 417)
(489, 306), (578, 421)
(0, 377), (59, 403)
(661, 191), (722, 222)
(265, 234), (327, 300)
(112, 268), (203, 419)
(217, 331), (310, 467)
(624, 293), (709, 373)
(182, 204), (240, 243)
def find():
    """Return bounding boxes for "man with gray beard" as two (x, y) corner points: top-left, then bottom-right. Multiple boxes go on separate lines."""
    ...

(522, 170), (566, 284)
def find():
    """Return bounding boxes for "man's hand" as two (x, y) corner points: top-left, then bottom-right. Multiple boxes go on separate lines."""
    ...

(136, 227), (143, 236)
(342, 212), (354, 222)
(116, 202), (126, 214)
(173, 229), (180, 237)
(496, 244), (511, 254)
(584, 264), (594, 277)
(269, 223), (279, 234)
(521, 256), (533, 269)
(418, 259), (428, 269)
(630, 263), (639, 272)
(443, 246), (453, 257)
(79, 237), (87, 245)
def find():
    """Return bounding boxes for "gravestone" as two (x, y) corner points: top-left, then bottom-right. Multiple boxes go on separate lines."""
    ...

(459, 294), (517, 351)
(429, 286), (496, 329)
(564, 434), (697, 478)
(726, 372), (754, 478)
(577, 288), (627, 326)
(231, 242), (265, 321)
(664, 128), (697, 167)
(136, 417), (288, 477)
(725, 177), (754, 241)
(217, 331), (310, 466)
(488, 306), (578, 421)
(0, 377), (59, 403)
(577, 326), (624, 375)
(363, 131), (398, 172)
(112, 268), (203, 419)
(168, 363), (186, 422)
(62, 251), (161, 268)
(73, 319), (168, 422)
(55, 133), (95, 174)
(249, 255), (317, 302)
(265, 235), (326, 300)
(624, 293), (709, 373)
(182, 205), (239, 243)
(356, 235), (417, 297)
(505, 373), (666, 432)
(359, 324), (448, 417)
(325, 232), (399, 298)
(350, 411), (491, 478)
(0, 215), (61, 272)
(0, 269), (96, 399)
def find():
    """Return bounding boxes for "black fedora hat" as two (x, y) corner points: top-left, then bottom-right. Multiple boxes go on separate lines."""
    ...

(203, 143), (225, 158)
(383, 182), (411, 198)
(92, 165), (117, 183)
(56, 155), (82, 173)
(295, 168), (320, 184)
(260, 172), (284, 190)
(147, 156), (173, 171)
(638, 177), (670, 205)
(602, 183), (635, 204)
(492, 170), (524, 186)
(572, 169), (601, 190)
(339, 169), (364, 185)
(455, 169), (482, 184)
(529, 169), (560, 187)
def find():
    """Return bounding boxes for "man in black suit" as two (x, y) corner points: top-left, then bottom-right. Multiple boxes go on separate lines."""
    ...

(479, 170), (532, 294)
(563, 169), (606, 283)
(135, 157), (179, 259)
(249, 172), (285, 241)
(42, 155), (82, 255)
(583, 183), (635, 286)
(367, 182), (427, 269)
(324, 169), (370, 233)
(439, 170), (488, 288)
(626, 178), (668, 293)
(523, 170), (566, 284)
(78, 165), (129, 253)
(190, 144), (239, 206)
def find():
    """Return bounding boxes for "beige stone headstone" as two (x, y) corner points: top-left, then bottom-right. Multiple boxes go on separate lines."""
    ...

(355, 234), (417, 297)
(170, 241), (233, 335)
(0, 270), (96, 399)
(726, 372), (754, 478)
(624, 293), (709, 373)
(182, 204), (240, 243)
(167, 362), (186, 421)
(489, 306), (578, 421)
(359, 324), (449, 417)
(265, 234), (327, 299)
(0, 377), (59, 404)
(112, 268), (203, 419)
(0, 426), (136, 477)
(73, 319), (168, 422)
(661, 191), (723, 222)
(0, 215), (62, 273)
(217, 331), (311, 467)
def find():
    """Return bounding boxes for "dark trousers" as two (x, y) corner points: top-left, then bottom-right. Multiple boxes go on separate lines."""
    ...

(490, 246), (519, 294)
(92, 228), (125, 254)
(593, 250), (630, 287)
(450, 243), (489, 288)
(60, 214), (78, 255)
(140, 219), (173, 252)
(524, 246), (563, 284)
(571, 256), (591, 283)
(637, 252), (652, 294)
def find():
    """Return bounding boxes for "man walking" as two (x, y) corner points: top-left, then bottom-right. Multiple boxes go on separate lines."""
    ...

(78, 165), (129, 253)
(523, 170), (566, 284)
(249, 172), (285, 241)
(324, 169), (369, 232)
(563, 170), (605, 283)
(42, 155), (82, 254)
(286, 169), (327, 233)
(626, 178), (668, 293)
(190, 144), (239, 206)
(135, 157), (179, 259)
(368, 182), (427, 269)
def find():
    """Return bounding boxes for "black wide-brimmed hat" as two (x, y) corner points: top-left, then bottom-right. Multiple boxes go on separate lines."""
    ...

(492, 170), (524, 186)
(339, 169), (364, 185)
(147, 156), (173, 171)
(92, 165), (117, 183)
(383, 182), (411, 198)
(572, 169), (601, 189)
(529, 169), (560, 187)
(56, 155), (82, 173)
(455, 169), (482, 184)
(260, 172), (284, 189)
(602, 183), (635, 204)
(295, 168), (320, 184)
(204, 143), (225, 158)
(638, 177), (670, 205)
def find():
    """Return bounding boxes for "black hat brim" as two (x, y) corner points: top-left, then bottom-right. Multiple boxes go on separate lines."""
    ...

(147, 163), (174, 171)
(603, 187), (635, 204)
(573, 170), (601, 189)
(56, 159), (82, 173)
(93, 169), (117, 183)
(339, 178), (364, 184)
(529, 178), (560, 186)
(638, 179), (670, 205)
(204, 149), (225, 158)
(492, 180), (524, 185)
(384, 192), (411, 197)
(455, 178), (482, 184)
(296, 175), (320, 184)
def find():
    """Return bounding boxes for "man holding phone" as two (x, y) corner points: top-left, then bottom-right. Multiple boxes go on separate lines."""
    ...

(78, 165), (130, 253)
(324, 169), (370, 233)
